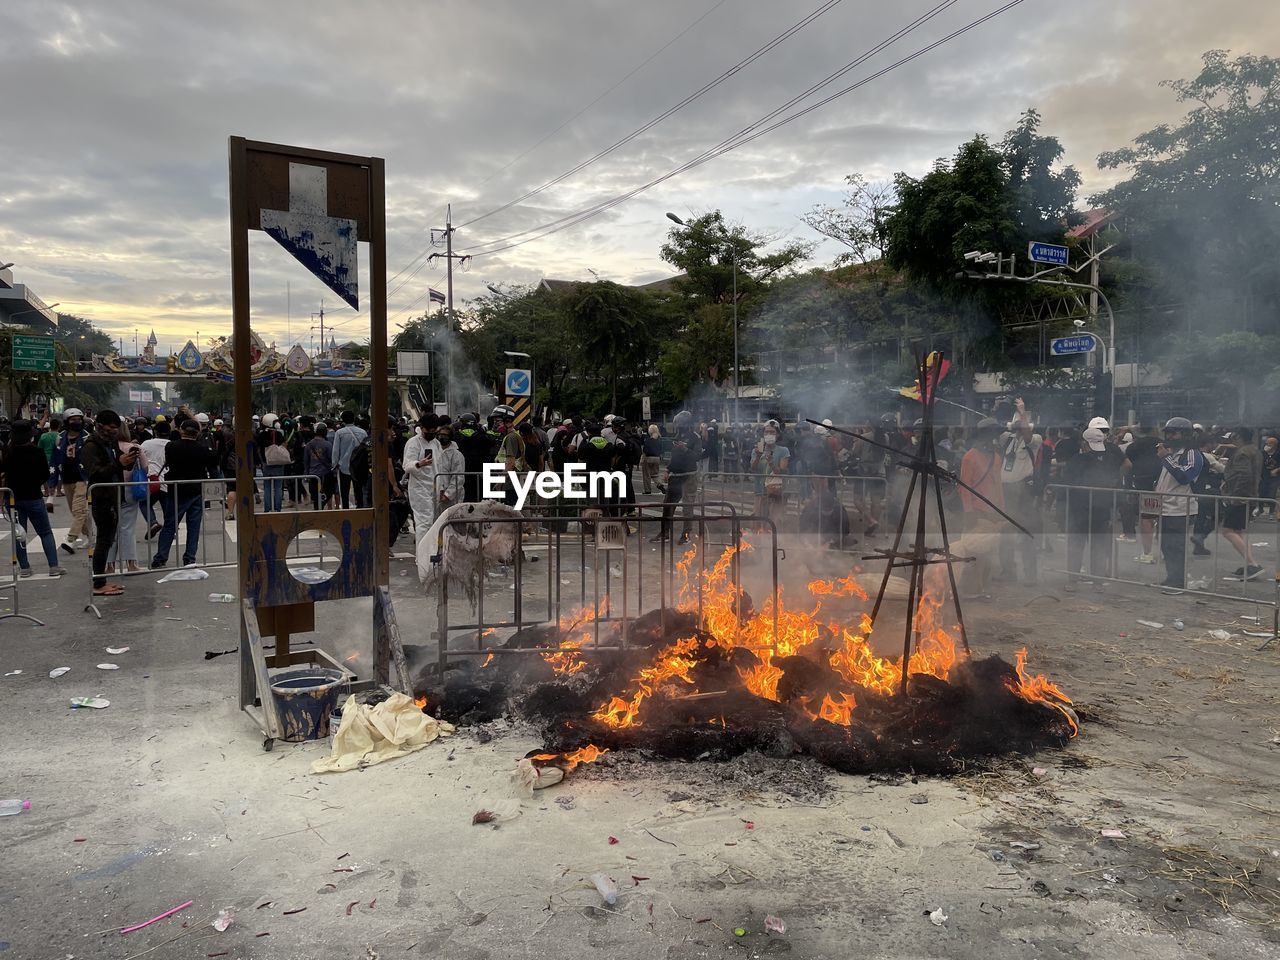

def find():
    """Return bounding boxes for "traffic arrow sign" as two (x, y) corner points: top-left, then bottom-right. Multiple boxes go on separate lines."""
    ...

(11, 334), (56, 372)
(1050, 334), (1098, 356)
(261, 162), (359, 309)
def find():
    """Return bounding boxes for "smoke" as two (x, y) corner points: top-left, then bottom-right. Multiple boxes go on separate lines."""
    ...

(429, 320), (493, 418)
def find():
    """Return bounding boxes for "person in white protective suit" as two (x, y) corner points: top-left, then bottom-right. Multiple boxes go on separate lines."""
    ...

(402, 416), (439, 548)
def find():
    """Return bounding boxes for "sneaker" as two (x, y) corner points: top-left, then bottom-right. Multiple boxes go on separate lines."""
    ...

(60, 540), (76, 555)
(1115, 535), (1137, 543)
(1192, 545), (1212, 556)
(18, 567), (33, 579)
(1244, 564), (1265, 581)
(145, 522), (162, 540)
(74, 536), (90, 549)
(1134, 553), (1156, 564)
(1231, 566), (1245, 577)
(150, 557), (167, 569)
(48, 566), (66, 578)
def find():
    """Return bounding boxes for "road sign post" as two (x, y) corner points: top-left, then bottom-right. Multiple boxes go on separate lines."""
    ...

(12, 334), (56, 372)
(504, 367), (533, 425)
(1049, 334), (1099, 357)
(1028, 241), (1070, 266)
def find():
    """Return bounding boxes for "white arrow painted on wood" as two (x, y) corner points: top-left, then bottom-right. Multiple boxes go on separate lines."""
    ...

(261, 163), (359, 309)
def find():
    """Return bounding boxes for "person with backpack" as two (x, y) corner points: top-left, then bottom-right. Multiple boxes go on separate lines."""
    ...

(259, 415), (291, 513)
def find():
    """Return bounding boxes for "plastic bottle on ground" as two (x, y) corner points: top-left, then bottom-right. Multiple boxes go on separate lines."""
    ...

(208, 593), (236, 603)
(0, 800), (31, 817)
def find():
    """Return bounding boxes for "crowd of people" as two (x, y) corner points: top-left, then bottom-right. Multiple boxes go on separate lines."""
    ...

(2, 399), (1277, 599)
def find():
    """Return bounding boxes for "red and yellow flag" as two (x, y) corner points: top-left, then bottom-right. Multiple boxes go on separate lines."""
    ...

(898, 351), (951, 403)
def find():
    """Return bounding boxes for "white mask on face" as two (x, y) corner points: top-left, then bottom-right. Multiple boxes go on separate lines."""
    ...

(764, 434), (777, 446)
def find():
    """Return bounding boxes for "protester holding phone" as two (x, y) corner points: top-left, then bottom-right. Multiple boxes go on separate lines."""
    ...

(402, 414), (439, 549)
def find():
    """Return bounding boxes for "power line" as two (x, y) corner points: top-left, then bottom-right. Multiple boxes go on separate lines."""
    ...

(463, 0), (1026, 260)
(464, 0), (959, 255)
(455, 0), (846, 229)
(474, 0), (730, 191)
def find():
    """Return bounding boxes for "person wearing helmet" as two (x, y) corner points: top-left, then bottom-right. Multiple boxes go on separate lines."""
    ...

(1120, 425), (1162, 564)
(55, 408), (93, 552)
(1153, 417), (1204, 590)
(1087, 416), (1111, 436)
(997, 398), (1043, 585)
(454, 412), (491, 502)
(651, 411), (702, 543)
(1062, 426), (1124, 591)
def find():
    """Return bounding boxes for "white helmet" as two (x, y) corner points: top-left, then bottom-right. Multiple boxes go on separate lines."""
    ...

(1087, 416), (1110, 431)
(63, 407), (84, 419)
(261, 413), (279, 428)
(195, 412), (210, 424)
(214, 418), (224, 427)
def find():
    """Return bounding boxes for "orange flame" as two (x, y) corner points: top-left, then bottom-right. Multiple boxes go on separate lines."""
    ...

(414, 695), (427, 710)
(592, 636), (701, 728)
(481, 652), (495, 668)
(527, 744), (608, 770)
(1010, 648), (1078, 737)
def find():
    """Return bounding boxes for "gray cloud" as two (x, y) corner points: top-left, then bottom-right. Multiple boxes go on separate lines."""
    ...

(1, 0), (1275, 347)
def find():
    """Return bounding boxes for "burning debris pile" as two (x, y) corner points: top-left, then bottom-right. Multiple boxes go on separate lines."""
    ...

(417, 545), (1078, 776)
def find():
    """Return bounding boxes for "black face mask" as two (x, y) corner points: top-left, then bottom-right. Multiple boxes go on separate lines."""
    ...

(438, 436), (452, 447)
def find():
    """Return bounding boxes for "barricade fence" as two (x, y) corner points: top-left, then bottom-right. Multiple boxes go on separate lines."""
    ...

(1, 487), (45, 625)
(433, 510), (778, 672)
(84, 473), (341, 615)
(1044, 482), (1279, 606)
(428, 468), (886, 549)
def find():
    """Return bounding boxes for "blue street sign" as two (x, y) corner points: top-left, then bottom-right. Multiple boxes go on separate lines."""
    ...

(505, 368), (531, 396)
(1049, 334), (1098, 356)
(1028, 241), (1069, 266)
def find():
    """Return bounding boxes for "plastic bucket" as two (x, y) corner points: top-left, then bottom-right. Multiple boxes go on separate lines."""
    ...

(269, 669), (346, 742)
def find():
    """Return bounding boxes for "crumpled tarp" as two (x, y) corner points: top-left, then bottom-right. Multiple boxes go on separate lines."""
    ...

(310, 692), (454, 774)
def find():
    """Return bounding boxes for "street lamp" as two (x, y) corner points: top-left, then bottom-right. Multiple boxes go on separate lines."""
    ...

(959, 253), (1115, 424)
(6, 302), (61, 322)
(667, 212), (739, 426)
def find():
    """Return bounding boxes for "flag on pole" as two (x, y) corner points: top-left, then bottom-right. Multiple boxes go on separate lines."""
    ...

(898, 351), (951, 403)
(429, 288), (446, 305)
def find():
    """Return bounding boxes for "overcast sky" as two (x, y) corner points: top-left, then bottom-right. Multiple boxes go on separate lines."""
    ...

(2, 0), (1274, 352)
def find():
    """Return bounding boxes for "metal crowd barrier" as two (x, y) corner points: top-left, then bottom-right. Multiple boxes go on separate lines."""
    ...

(433, 509), (778, 672)
(1044, 482), (1280, 608)
(83, 473), (337, 618)
(428, 468), (886, 549)
(0, 487), (44, 626)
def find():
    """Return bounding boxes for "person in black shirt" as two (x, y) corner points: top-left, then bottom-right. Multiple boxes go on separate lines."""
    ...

(652, 412), (702, 543)
(82, 410), (140, 594)
(151, 418), (217, 568)
(1, 420), (65, 577)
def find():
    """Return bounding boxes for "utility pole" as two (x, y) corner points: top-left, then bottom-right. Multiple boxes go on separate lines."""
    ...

(428, 204), (471, 411)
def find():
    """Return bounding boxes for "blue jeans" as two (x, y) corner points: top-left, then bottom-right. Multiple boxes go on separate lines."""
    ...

(263, 464), (287, 512)
(13, 498), (59, 569)
(153, 492), (203, 566)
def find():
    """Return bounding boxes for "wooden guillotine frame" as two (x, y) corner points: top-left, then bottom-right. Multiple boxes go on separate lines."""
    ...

(228, 137), (411, 749)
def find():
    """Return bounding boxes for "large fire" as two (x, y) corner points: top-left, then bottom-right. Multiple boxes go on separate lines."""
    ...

(579, 542), (1074, 737)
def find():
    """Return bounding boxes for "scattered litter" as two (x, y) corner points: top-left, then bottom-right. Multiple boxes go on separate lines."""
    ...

(96, 663), (119, 671)
(73, 837), (86, 842)
(1101, 829), (1126, 840)
(472, 809), (497, 825)
(282, 907), (306, 916)
(554, 795), (575, 810)
(1251, 542), (1270, 547)
(1009, 841), (1040, 850)
(742, 820), (755, 829)
(165, 617), (183, 621)
(607, 836), (619, 845)
(631, 875), (649, 885)
(1136, 620), (1164, 629)
(49, 667), (70, 679)
(764, 915), (786, 934)
(1172, 619), (1185, 631)
(929, 908), (948, 926)
(1206, 629), (1233, 641)
(3, 670), (21, 677)
(1244, 629), (1272, 638)
(1240, 615), (1262, 623)
(734, 927), (747, 937)
(1031, 767), (1048, 777)
(1187, 578), (1210, 590)
(106, 646), (130, 654)
(990, 850), (1006, 862)
(909, 794), (929, 805)
(1102, 873), (1121, 884)
(591, 873), (619, 905)
(212, 908), (235, 932)
(157, 568), (209, 583)
(346, 901), (359, 916)
(70, 697), (110, 709)
(120, 899), (194, 934)
(1032, 880), (1051, 897)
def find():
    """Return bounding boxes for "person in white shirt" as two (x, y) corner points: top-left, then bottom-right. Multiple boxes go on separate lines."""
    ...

(139, 419), (171, 540)
(402, 417), (437, 549)
(997, 398), (1043, 584)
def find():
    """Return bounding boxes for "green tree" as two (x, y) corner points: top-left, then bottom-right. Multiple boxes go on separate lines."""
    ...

(801, 173), (896, 268)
